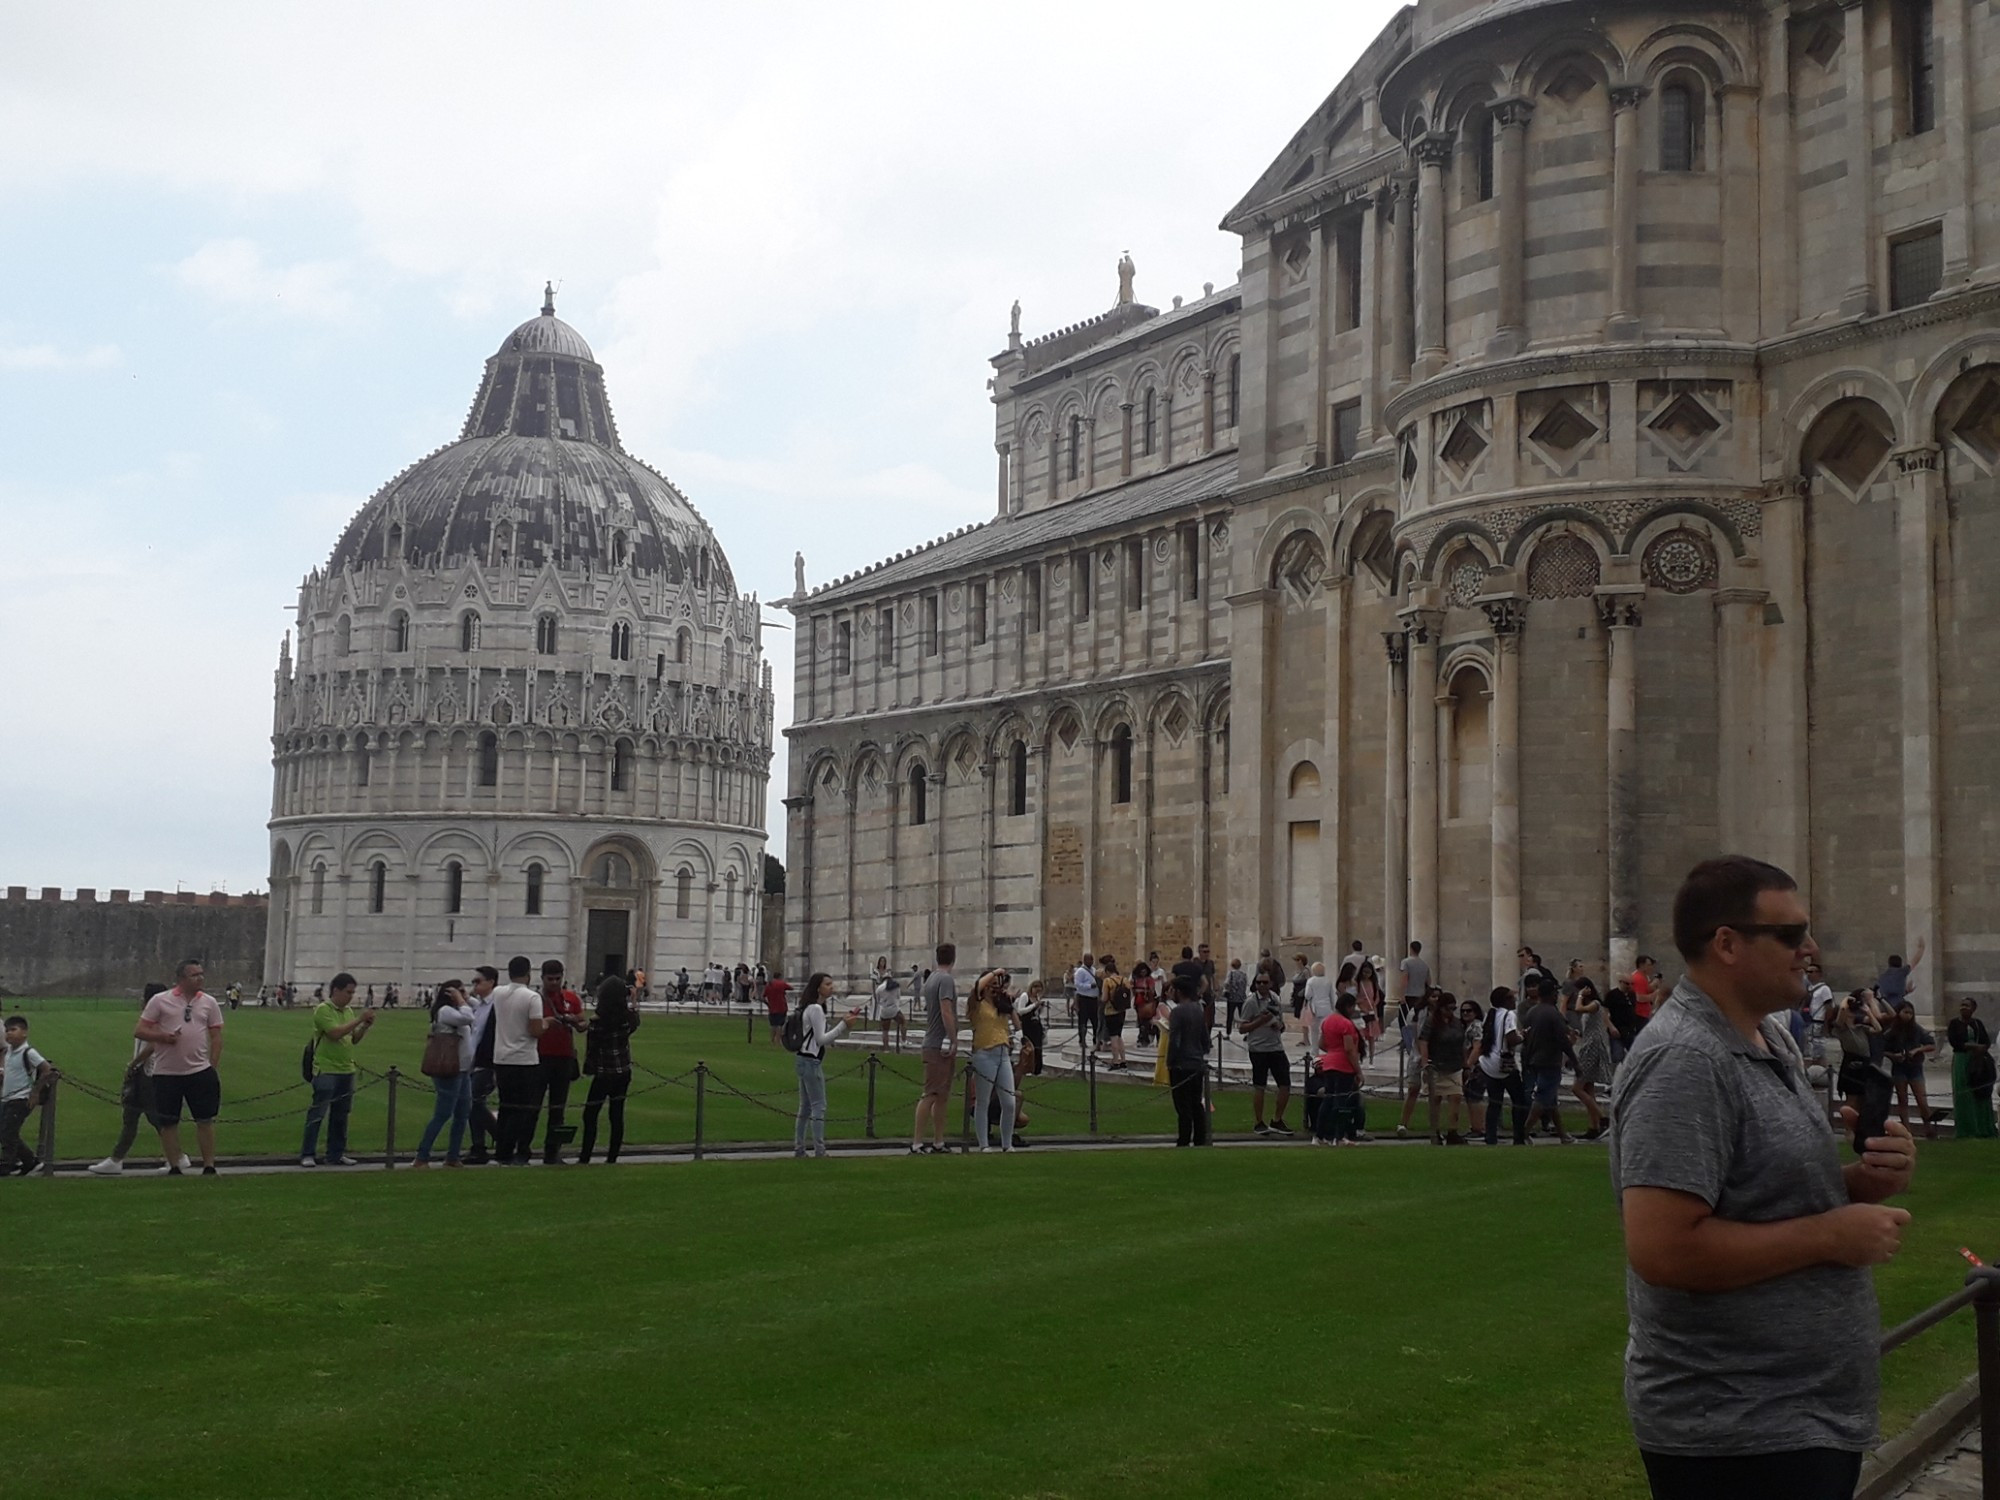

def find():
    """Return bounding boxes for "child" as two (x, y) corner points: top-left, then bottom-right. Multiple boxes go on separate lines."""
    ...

(1, 1015), (55, 1176)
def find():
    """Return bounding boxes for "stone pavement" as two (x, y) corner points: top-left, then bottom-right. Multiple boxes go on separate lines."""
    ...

(1886, 1422), (1983, 1500)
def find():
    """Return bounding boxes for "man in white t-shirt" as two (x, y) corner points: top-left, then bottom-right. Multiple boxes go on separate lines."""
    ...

(490, 955), (552, 1164)
(1072, 953), (1102, 1053)
(1477, 991), (1529, 1145)
(135, 959), (227, 1175)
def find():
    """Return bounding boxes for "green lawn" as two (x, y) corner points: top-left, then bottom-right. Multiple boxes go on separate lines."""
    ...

(14, 1001), (1571, 1159)
(4, 1140), (1995, 1499)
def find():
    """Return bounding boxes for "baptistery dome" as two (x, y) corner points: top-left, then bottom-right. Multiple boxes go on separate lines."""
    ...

(265, 289), (772, 992)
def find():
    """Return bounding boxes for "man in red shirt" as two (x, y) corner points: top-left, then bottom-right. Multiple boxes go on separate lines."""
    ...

(1630, 955), (1661, 1023)
(764, 969), (791, 1047)
(538, 960), (584, 1164)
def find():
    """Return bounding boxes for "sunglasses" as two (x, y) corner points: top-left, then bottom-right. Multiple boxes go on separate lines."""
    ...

(1720, 922), (1812, 950)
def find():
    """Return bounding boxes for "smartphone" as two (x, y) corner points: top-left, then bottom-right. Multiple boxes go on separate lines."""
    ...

(1851, 1075), (1892, 1155)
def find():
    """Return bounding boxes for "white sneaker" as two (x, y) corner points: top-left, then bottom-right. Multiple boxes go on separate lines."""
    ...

(87, 1157), (124, 1176)
(176, 1155), (192, 1171)
(299, 1156), (317, 1168)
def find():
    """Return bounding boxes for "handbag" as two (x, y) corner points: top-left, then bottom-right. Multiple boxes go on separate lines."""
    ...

(420, 1026), (462, 1079)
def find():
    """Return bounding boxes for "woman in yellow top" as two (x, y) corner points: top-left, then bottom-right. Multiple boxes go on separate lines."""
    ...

(967, 970), (1019, 1153)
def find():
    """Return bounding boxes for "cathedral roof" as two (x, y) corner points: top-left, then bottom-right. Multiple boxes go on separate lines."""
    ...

(322, 288), (731, 591)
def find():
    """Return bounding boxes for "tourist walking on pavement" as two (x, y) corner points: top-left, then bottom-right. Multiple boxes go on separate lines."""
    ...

(910, 944), (958, 1155)
(1419, 992), (1468, 1145)
(966, 969), (1020, 1152)
(1301, 962), (1335, 1050)
(1477, 986), (1529, 1146)
(1099, 956), (1131, 1070)
(1947, 998), (1996, 1138)
(1312, 994), (1366, 1145)
(792, 972), (861, 1159)
(1611, 856), (1916, 1500)
(89, 983), (183, 1176)
(1166, 975), (1211, 1147)
(1395, 985), (1435, 1139)
(537, 960), (584, 1164)
(414, 980), (478, 1168)
(1222, 958), (1247, 1037)
(1881, 1001), (1939, 1140)
(578, 975), (642, 1164)
(135, 960), (226, 1176)
(301, 973), (376, 1167)
(1565, 977), (1611, 1138)
(1238, 969), (1294, 1136)
(491, 957), (552, 1165)
(1517, 977), (1578, 1143)
(1355, 959), (1383, 1061)
(1072, 952), (1101, 1054)
(0, 1015), (54, 1176)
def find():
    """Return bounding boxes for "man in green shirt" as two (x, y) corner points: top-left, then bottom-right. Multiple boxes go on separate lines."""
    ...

(301, 973), (376, 1167)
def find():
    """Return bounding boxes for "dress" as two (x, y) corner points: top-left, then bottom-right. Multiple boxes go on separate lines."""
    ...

(1574, 1005), (1613, 1088)
(1948, 1017), (1997, 1138)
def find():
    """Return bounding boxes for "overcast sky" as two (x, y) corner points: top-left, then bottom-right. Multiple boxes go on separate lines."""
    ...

(0, 0), (1403, 895)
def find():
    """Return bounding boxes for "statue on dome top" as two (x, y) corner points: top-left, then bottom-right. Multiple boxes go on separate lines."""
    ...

(1117, 251), (1136, 305)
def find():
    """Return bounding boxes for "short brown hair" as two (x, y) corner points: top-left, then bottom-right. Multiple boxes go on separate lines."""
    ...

(935, 942), (956, 965)
(1672, 856), (1799, 963)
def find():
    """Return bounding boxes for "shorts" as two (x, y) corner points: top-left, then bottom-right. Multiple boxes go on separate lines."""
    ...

(1103, 1012), (1127, 1039)
(767, 1013), (786, 1030)
(920, 1049), (955, 1100)
(877, 1000), (904, 1020)
(1526, 1065), (1563, 1108)
(1249, 1051), (1291, 1089)
(1424, 1065), (1463, 1100)
(152, 1068), (221, 1125)
(1890, 1060), (1926, 1083)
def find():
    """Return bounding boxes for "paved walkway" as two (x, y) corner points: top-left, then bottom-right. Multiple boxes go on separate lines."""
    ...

(1887, 1422), (1983, 1499)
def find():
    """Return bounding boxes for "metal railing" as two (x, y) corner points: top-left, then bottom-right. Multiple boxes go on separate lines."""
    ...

(1873, 1266), (1999, 1500)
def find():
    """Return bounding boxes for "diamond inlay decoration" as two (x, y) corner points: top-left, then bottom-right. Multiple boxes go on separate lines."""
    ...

(1806, 402), (1895, 497)
(1527, 534), (1602, 600)
(1054, 715), (1081, 754)
(1642, 528), (1719, 595)
(1545, 67), (1596, 106)
(1947, 378), (2000, 472)
(1803, 23), (1842, 68)
(1439, 414), (1490, 479)
(1531, 399), (1599, 456)
(1161, 702), (1191, 745)
(1644, 391), (1724, 469)
(1273, 531), (1327, 607)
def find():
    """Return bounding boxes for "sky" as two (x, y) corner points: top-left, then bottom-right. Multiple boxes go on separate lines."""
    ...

(0, 0), (1405, 896)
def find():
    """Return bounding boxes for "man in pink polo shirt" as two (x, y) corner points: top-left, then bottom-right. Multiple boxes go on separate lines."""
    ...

(136, 958), (226, 1176)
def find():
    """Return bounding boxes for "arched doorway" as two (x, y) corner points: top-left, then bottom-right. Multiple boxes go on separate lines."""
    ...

(576, 840), (655, 985)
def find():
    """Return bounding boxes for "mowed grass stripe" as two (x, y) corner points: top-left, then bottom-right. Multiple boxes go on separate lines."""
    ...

(9, 1144), (1992, 1499)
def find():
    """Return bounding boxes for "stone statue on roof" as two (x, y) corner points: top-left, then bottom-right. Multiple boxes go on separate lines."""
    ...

(1117, 251), (1136, 305)
(1010, 300), (1021, 338)
(794, 550), (806, 597)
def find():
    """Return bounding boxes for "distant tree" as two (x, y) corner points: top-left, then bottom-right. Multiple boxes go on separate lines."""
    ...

(763, 854), (786, 895)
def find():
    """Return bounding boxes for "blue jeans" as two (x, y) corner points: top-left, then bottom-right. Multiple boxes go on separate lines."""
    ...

(302, 1072), (356, 1161)
(794, 1054), (827, 1154)
(416, 1072), (472, 1163)
(970, 1045), (1017, 1147)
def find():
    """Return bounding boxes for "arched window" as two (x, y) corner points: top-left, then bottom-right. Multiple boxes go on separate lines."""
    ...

(724, 872), (736, 922)
(390, 611), (410, 653)
(1227, 355), (1241, 428)
(675, 628), (691, 665)
(908, 762), (929, 826)
(1143, 389), (1157, 454)
(675, 865), (693, 920)
(722, 637), (735, 680)
(311, 861), (326, 916)
(525, 862), (544, 916)
(1472, 109), (1496, 201)
(536, 614), (558, 654)
(477, 731), (499, 787)
(446, 860), (464, 914)
(354, 743), (370, 787)
(1067, 414), (1082, 481)
(1290, 760), (1322, 797)
(610, 620), (632, 661)
(369, 860), (387, 914)
(335, 615), (351, 656)
(1010, 739), (1029, 818)
(611, 739), (633, 792)
(387, 522), (403, 559)
(1660, 81), (1698, 172)
(1110, 725), (1134, 805)
(655, 652), (666, 681)
(460, 611), (481, 652)
(611, 530), (627, 567)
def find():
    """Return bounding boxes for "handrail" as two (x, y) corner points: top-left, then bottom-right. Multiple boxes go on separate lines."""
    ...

(1882, 1276), (1990, 1355)
(1872, 1265), (1998, 1500)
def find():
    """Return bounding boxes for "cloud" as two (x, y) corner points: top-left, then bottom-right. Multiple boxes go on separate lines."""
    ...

(0, 341), (120, 370)
(174, 237), (356, 321)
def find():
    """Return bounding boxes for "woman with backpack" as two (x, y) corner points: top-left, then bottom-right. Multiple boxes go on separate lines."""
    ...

(791, 973), (861, 1159)
(578, 975), (642, 1164)
(413, 979), (478, 1168)
(1098, 956), (1131, 1071)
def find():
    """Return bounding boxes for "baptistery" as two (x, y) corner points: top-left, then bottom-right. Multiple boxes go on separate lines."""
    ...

(267, 288), (772, 989)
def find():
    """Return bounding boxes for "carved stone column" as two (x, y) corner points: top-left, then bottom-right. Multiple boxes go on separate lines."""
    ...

(1387, 180), (1415, 390)
(1839, 0), (1876, 316)
(1412, 136), (1453, 380)
(1597, 593), (1643, 977)
(1491, 98), (1533, 356)
(1607, 85), (1647, 340)
(1320, 579), (1348, 953)
(1201, 370), (1217, 454)
(1714, 587), (1770, 855)
(1135, 727), (1155, 956)
(1358, 189), (1383, 440)
(1483, 598), (1525, 990)
(1383, 631), (1409, 962)
(1119, 401), (1135, 479)
(1896, 447), (1945, 1015)
(1226, 589), (1277, 963)
(978, 758), (996, 970)
(930, 770), (947, 950)
(1082, 415), (1098, 492)
(995, 441), (1011, 515)
(1403, 608), (1443, 954)
(1082, 737), (1101, 953)
(1761, 477), (1811, 886)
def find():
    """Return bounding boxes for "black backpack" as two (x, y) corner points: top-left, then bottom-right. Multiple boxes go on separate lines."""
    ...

(781, 1007), (805, 1054)
(473, 1006), (497, 1069)
(300, 1035), (318, 1083)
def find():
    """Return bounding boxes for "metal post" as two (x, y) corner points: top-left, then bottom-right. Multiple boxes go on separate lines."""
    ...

(960, 1060), (973, 1154)
(384, 1066), (400, 1169)
(746, 1007), (754, 1045)
(1974, 1272), (1999, 1500)
(35, 1076), (58, 1177)
(1088, 1048), (1099, 1136)
(693, 1062), (707, 1161)
(865, 1053), (878, 1140)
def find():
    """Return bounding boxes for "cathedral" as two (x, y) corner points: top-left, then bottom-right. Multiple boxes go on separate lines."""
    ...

(266, 289), (772, 989)
(783, 0), (2000, 1015)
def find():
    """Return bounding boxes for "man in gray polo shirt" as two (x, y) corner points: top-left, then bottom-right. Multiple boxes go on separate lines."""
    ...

(1611, 856), (1916, 1500)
